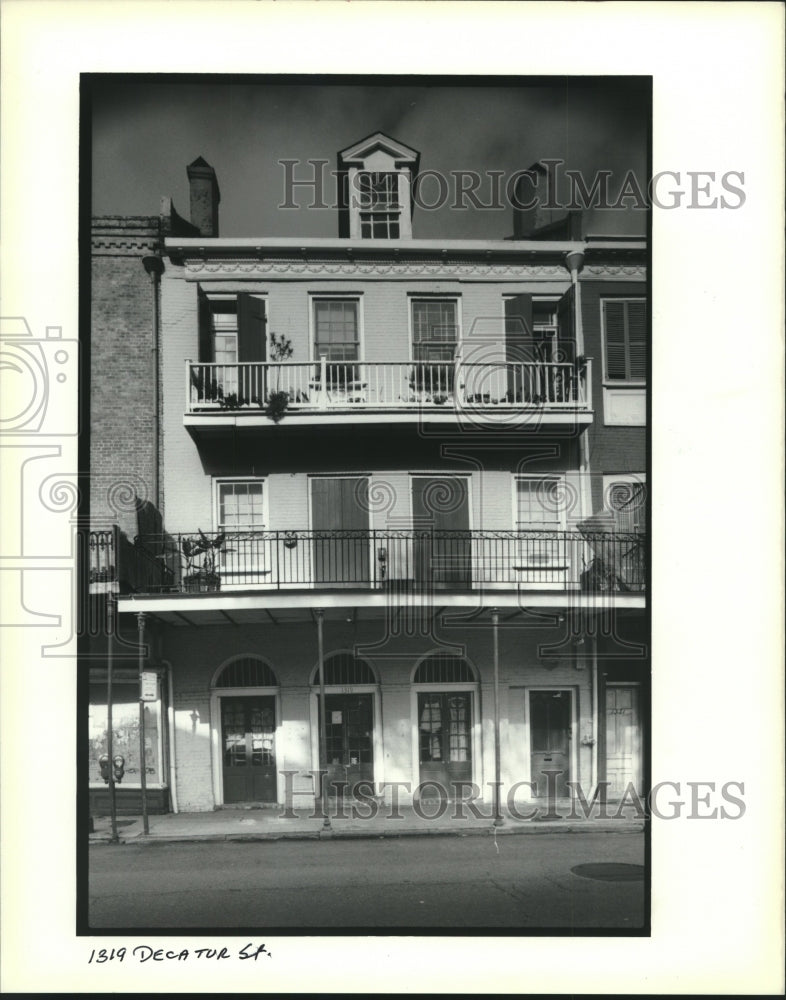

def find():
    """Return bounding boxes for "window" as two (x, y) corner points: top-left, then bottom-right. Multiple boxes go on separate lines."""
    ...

(356, 171), (400, 239)
(515, 476), (567, 578)
(217, 480), (266, 532)
(603, 299), (646, 381)
(313, 299), (360, 363)
(412, 299), (458, 361)
(604, 476), (647, 534)
(516, 476), (565, 530)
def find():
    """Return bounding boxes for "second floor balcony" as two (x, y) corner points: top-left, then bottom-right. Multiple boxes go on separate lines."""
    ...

(184, 358), (593, 430)
(91, 527), (645, 602)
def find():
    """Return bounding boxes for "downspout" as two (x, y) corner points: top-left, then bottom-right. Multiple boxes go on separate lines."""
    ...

(166, 660), (179, 813)
(565, 249), (589, 520)
(590, 634), (599, 793)
(142, 254), (164, 513)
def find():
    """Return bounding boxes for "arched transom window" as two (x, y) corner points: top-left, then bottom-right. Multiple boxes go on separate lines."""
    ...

(215, 657), (278, 688)
(414, 652), (475, 684)
(313, 652), (376, 686)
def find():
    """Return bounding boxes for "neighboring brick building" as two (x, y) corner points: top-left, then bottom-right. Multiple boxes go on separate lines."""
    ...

(89, 135), (648, 817)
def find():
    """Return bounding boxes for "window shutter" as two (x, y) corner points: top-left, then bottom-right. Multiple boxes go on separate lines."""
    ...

(198, 290), (214, 362)
(604, 301), (628, 379)
(556, 286), (576, 364)
(237, 294), (266, 363)
(627, 301), (647, 380)
(504, 294), (533, 359)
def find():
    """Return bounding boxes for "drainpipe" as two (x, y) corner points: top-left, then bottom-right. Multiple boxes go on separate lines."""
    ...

(142, 255), (164, 513)
(166, 662), (179, 814)
(590, 633), (599, 793)
(565, 249), (590, 521)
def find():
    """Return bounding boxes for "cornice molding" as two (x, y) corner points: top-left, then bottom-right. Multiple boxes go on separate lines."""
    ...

(180, 257), (646, 281)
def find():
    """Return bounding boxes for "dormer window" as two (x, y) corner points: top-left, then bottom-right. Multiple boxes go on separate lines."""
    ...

(337, 132), (420, 240)
(357, 172), (401, 238)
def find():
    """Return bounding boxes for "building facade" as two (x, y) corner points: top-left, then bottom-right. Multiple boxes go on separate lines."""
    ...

(88, 133), (648, 816)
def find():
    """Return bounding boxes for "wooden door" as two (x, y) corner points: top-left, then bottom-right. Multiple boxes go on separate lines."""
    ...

(604, 684), (642, 798)
(311, 477), (370, 587)
(221, 696), (277, 803)
(530, 690), (571, 797)
(417, 692), (473, 797)
(319, 694), (374, 798)
(412, 477), (471, 589)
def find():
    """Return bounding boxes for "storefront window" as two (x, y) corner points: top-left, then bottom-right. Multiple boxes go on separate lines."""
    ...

(88, 677), (162, 785)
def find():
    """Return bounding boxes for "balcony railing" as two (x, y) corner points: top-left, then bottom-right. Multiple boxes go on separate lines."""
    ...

(186, 358), (592, 414)
(88, 527), (171, 594)
(91, 528), (645, 596)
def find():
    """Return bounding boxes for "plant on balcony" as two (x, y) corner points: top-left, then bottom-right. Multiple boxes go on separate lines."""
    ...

(190, 368), (224, 405)
(219, 391), (248, 410)
(181, 530), (226, 592)
(263, 331), (294, 422)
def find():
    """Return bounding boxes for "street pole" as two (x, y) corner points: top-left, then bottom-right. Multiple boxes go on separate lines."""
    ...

(492, 608), (504, 826)
(315, 608), (331, 829)
(106, 587), (118, 844)
(137, 612), (149, 835)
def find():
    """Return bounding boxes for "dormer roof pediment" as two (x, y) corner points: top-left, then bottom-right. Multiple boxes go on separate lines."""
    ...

(338, 132), (420, 169)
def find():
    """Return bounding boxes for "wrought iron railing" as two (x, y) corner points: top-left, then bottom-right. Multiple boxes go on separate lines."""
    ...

(88, 526), (170, 594)
(90, 528), (645, 596)
(186, 358), (592, 413)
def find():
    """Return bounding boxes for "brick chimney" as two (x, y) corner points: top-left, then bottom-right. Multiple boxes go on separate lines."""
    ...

(186, 157), (220, 237)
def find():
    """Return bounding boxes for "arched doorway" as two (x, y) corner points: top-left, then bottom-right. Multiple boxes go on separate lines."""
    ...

(211, 656), (279, 804)
(412, 652), (479, 799)
(310, 652), (379, 798)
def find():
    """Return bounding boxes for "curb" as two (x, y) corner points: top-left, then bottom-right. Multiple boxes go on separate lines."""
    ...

(90, 820), (645, 845)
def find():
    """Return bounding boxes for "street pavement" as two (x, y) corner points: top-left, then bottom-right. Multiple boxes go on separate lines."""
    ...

(88, 830), (646, 930)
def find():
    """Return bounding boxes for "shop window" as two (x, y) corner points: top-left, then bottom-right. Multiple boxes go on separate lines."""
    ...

(89, 674), (161, 785)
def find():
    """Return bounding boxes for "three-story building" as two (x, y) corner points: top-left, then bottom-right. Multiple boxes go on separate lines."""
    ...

(88, 132), (647, 817)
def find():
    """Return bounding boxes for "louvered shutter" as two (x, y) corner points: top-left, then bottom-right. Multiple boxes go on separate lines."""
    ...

(198, 289), (214, 362)
(604, 301), (627, 379)
(627, 301), (646, 379)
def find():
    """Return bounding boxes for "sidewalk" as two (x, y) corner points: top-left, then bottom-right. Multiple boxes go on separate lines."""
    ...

(90, 799), (646, 844)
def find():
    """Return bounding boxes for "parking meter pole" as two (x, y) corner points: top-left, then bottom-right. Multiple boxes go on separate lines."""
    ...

(107, 590), (119, 844)
(137, 612), (149, 835)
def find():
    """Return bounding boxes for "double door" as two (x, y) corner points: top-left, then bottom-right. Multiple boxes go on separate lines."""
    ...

(221, 696), (277, 803)
(319, 693), (375, 798)
(417, 691), (473, 796)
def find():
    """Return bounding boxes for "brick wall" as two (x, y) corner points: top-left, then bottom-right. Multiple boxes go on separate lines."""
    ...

(90, 218), (161, 537)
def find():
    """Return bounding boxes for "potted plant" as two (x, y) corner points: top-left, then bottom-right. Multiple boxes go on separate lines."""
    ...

(181, 530), (226, 592)
(264, 331), (294, 422)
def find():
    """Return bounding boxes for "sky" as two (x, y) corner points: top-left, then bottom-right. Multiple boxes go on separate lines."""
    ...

(90, 77), (650, 239)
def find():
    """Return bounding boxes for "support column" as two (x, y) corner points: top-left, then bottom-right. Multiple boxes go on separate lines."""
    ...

(492, 608), (504, 826)
(106, 589), (118, 844)
(137, 612), (149, 835)
(315, 608), (331, 829)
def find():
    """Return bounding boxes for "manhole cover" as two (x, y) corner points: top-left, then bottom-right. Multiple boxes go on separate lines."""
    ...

(570, 863), (645, 882)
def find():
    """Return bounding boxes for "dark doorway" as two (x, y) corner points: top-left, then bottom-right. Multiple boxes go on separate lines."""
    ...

(221, 696), (277, 803)
(529, 689), (572, 797)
